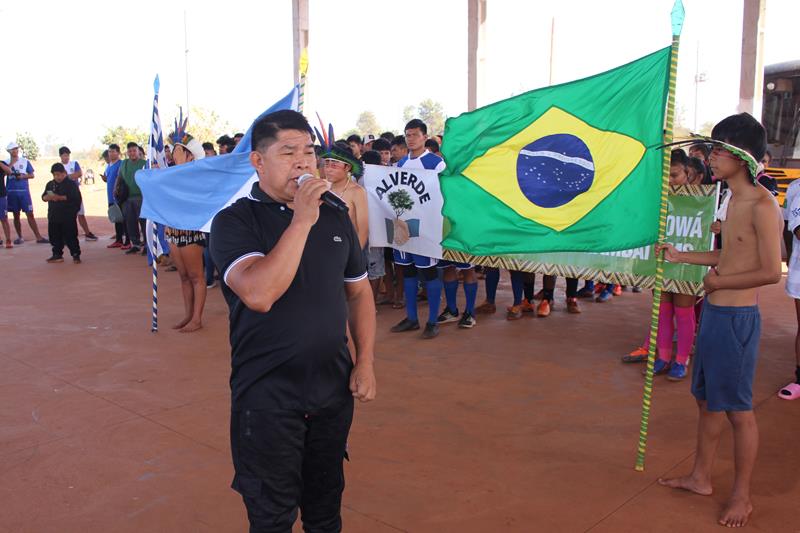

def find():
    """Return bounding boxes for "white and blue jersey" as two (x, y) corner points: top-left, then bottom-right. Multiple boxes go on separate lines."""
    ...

(392, 150), (446, 268)
(63, 160), (82, 181)
(4, 157), (34, 193)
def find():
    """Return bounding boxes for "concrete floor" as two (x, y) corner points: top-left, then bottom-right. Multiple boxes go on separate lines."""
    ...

(1, 216), (798, 533)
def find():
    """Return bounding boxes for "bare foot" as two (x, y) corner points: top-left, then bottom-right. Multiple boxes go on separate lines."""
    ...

(179, 320), (203, 333)
(657, 475), (713, 496)
(718, 497), (752, 528)
(172, 317), (191, 330)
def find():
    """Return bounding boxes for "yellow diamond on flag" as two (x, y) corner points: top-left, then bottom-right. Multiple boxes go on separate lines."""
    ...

(462, 107), (646, 232)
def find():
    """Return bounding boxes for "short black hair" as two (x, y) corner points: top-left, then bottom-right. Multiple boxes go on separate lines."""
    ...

(126, 142), (138, 149)
(380, 131), (395, 142)
(711, 113), (767, 161)
(51, 162), (66, 173)
(689, 143), (710, 158)
(101, 149), (109, 159)
(233, 133), (244, 139)
(425, 139), (440, 153)
(346, 134), (363, 145)
(361, 150), (381, 165)
(251, 110), (313, 152)
(670, 148), (689, 167)
(405, 119), (427, 135)
(372, 138), (391, 152)
(202, 142), (214, 151)
(391, 135), (407, 148)
(688, 156), (705, 176)
(217, 134), (232, 145)
(58, 146), (70, 155)
(108, 143), (120, 152)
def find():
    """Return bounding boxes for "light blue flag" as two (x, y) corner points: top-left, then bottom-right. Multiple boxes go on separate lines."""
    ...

(137, 85), (300, 231)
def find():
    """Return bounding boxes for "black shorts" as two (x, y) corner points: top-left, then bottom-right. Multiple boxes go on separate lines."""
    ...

(230, 398), (354, 532)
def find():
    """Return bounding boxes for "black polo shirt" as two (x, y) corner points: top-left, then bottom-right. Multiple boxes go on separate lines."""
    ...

(210, 181), (367, 413)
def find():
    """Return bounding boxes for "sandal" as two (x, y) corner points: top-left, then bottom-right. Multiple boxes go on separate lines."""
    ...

(778, 382), (800, 400)
(391, 300), (405, 309)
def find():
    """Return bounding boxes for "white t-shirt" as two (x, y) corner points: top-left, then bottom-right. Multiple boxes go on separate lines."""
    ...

(784, 179), (800, 221)
(786, 191), (800, 298)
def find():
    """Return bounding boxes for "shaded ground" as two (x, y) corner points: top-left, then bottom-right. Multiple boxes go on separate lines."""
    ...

(2, 215), (798, 532)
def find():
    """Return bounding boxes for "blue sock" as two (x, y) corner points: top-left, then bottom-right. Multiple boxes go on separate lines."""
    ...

(404, 277), (419, 322)
(583, 280), (595, 291)
(444, 280), (459, 313)
(464, 282), (478, 314)
(485, 268), (500, 303)
(426, 278), (443, 325)
(511, 271), (524, 306)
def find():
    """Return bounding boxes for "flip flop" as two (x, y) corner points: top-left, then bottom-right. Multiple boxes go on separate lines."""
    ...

(778, 382), (800, 400)
(391, 301), (405, 309)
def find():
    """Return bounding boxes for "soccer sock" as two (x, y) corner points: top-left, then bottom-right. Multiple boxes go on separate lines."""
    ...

(674, 306), (697, 365)
(542, 288), (555, 302)
(656, 300), (675, 362)
(444, 280), (459, 313)
(426, 278), (443, 325)
(583, 280), (595, 292)
(523, 281), (535, 302)
(403, 277), (419, 322)
(511, 271), (524, 306)
(464, 282), (478, 315)
(485, 268), (500, 303)
(566, 278), (579, 299)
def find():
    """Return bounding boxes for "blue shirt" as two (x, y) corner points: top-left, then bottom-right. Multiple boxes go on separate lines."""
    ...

(397, 149), (446, 172)
(105, 160), (122, 204)
(4, 158), (34, 193)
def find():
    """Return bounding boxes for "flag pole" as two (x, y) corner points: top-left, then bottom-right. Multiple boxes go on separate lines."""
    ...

(298, 47), (308, 113)
(635, 0), (684, 471)
(148, 74), (165, 333)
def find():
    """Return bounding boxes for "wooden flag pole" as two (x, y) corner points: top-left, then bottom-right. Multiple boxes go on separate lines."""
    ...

(635, 0), (684, 472)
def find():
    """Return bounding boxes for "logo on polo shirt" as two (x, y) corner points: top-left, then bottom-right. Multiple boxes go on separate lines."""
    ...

(333, 236), (342, 243)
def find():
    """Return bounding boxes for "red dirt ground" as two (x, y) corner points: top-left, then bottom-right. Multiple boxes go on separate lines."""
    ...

(2, 216), (798, 532)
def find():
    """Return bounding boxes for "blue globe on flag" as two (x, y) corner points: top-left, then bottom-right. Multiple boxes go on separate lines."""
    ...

(515, 134), (595, 208)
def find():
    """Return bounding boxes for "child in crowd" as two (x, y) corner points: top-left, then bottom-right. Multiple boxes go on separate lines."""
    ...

(42, 163), (82, 263)
(657, 114), (782, 528)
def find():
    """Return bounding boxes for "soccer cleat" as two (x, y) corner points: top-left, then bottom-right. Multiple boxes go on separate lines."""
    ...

(46, 255), (64, 263)
(536, 299), (551, 317)
(667, 362), (687, 381)
(474, 301), (497, 314)
(506, 305), (523, 320)
(520, 299), (535, 313)
(437, 308), (460, 324)
(422, 322), (439, 339)
(120, 243), (132, 250)
(595, 290), (613, 303)
(458, 312), (476, 329)
(107, 241), (123, 249)
(613, 285), (623, 296)
(594, 283), (606, 294)
(85, 233), (98, 241)
(632, 286), (642, 293)
(391, 318), (420, 333)
(622, 346), (649, 363)
(72, 256), (82, 264)
(566, 297), (581, 314)
(643, 358), (671, 376)
(576, 287), (595, 299)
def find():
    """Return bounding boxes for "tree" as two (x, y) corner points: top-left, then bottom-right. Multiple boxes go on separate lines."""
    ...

(402, 105), (416, 124)
(417, 99), (446, 136)
(188, 106), (231, 145)
(15, 132), (39, 161)
(388, 189), (414, 218)
(100, 125), (148, 149)
(355, 111), (381, 137)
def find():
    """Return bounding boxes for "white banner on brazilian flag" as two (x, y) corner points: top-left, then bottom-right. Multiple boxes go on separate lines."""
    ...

(363, 164), (444, 259)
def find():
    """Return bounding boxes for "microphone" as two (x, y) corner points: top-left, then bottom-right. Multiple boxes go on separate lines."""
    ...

(297, 173), (349, 212)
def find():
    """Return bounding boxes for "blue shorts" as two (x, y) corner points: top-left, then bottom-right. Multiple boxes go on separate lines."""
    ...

(437, 260), (472, 270)
(392, 249), (438, 269)
(7, 191), (33, 213)
(0, 196), (6, 217)
(691, 302), (761, 412)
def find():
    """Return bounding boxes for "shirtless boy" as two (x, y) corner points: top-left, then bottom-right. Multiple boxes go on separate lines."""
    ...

(322, 142), (368, 248)
(657, 113), (782, 528)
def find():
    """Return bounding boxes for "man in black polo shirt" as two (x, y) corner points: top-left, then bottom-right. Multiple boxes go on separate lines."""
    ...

(210, 110), (376, 533)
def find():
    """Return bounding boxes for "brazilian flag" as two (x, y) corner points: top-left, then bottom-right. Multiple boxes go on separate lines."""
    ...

(441, 47), (671, 254)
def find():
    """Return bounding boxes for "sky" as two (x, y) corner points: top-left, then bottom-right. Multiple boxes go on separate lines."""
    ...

(0, 0), (797, 152)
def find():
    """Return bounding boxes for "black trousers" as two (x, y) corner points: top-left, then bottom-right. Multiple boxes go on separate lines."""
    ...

(230, 398), (354, 533)
(49, 217), (80, 258)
